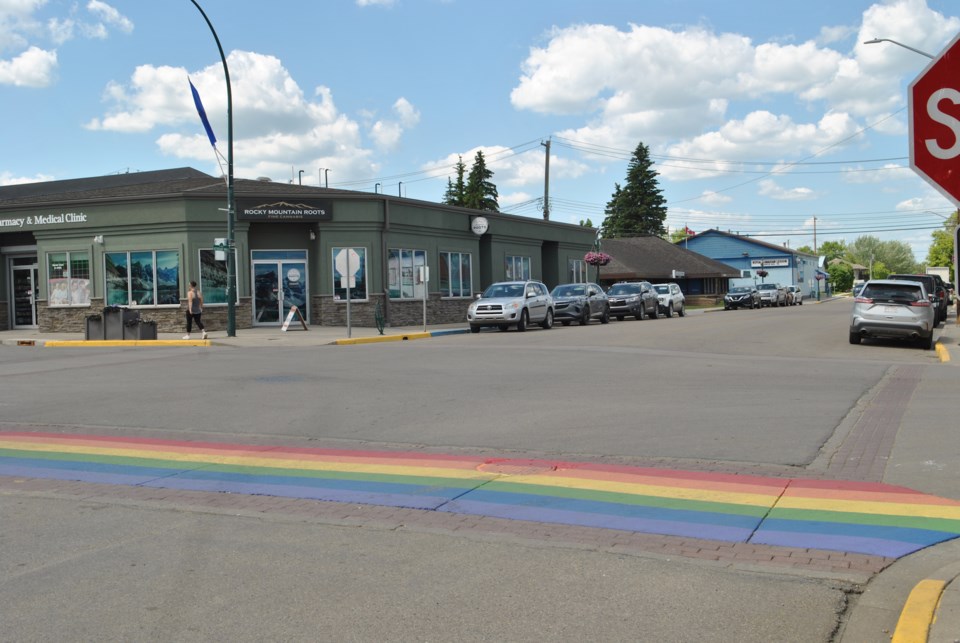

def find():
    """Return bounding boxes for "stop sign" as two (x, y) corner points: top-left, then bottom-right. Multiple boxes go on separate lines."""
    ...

(910, 32), (960, 205)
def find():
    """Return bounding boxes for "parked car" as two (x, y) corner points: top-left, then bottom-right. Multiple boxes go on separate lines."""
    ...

(467, 280), (554, 333)
(606, 281), (658, 321)
(852, 283), (866, 298)
(652, 283), (686, 317)
(723, 285), (760, 310)
(849, 279), (935, 349)
(757, 283), (786, 307)
(785, 285), (803, 306)
(550, 282), (610, 325)
(887, 274), (946, 325)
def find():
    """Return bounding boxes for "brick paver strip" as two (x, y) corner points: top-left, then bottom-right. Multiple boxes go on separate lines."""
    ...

(0, 474), (891, 577)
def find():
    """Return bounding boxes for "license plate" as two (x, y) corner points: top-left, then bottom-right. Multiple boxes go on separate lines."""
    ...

(882, 306), (899, 313)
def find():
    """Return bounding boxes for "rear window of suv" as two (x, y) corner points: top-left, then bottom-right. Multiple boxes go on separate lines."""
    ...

(861, 283), (923, 303)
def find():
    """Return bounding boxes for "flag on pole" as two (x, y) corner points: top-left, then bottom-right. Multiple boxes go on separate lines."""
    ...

(188, 78), (217, 147)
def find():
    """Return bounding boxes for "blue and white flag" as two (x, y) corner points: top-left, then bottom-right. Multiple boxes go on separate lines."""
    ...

(188, 78), (217, 147)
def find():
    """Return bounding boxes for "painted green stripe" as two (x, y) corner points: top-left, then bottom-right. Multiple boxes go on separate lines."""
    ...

(482, 480), (770, 517)
(0, 448), (478, 489)
(768, 507), (960, 534)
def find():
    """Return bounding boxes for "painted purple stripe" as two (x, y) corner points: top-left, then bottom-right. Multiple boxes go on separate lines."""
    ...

(0, 463), (167, 486)
(440, 498), (755, 542)
(750, 529), (932, 558)
(139, 477), (452, 510)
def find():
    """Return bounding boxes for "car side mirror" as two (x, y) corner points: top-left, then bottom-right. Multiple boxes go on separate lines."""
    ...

(476, 293), (482, 300)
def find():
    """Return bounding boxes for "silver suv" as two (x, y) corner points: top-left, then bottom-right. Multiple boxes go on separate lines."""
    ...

(468, 280), (554, 333)
(849, 279), (935, 349)
(757, 283), (786, 307)
(653, 283), (685, 317)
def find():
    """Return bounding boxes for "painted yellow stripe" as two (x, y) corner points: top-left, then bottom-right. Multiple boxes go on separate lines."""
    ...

(891, 579), (945, 643)
(496, 473), (780, 508)
(45, 340), (210, 347)
(936, 341), (951, 363)
(778, 495), (960, 520)
(335, 333), (431, 345)
(0, 441), (495, 481)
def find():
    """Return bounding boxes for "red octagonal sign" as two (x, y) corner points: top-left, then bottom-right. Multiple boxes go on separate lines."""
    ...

(910, 32), (960, 205)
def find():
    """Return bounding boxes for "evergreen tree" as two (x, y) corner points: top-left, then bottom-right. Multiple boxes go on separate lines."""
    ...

(442, 156), (467, 207)
(463, 151), (499, 212)
(600, 142), (667, 237)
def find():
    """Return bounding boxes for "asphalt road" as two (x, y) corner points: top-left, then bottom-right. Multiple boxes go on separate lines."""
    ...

(0, 299), (951, 641)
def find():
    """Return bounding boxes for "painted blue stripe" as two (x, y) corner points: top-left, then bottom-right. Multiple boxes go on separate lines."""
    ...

(0, 456), (185, 480)
(159, 468), (470, 499)
(448, 488), (762, 530)
(140, 477), (451, 510)
(442, 498), (755, 542)
(0, 463), (168, 486)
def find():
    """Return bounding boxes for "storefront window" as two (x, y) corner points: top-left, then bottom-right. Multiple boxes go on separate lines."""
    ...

(388, 248), (426, 299)
(47, 251), (90, 306)
(199, 249), (238, 304)
(568, 259), (587, 283)
(439, 251), (472, 298)
(505, 255), (531, 281)
(332, 247), (368, 301)
(104, 250), (180, 306)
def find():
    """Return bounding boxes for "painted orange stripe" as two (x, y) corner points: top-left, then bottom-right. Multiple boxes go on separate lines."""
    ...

(541, 468), (785, 497)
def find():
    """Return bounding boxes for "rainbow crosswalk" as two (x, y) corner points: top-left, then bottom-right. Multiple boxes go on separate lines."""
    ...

(1, 432), (959, 559)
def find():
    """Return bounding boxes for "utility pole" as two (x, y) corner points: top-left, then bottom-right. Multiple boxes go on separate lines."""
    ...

(813, 216), (818, 254)
(541, 138), (551, 220)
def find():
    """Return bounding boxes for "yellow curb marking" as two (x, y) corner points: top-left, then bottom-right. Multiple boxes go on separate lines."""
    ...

(45, 340), (210, 347)
(334, 332), (431, 345)
(935, 342), (951, 363)
(892, 578), (946, 643)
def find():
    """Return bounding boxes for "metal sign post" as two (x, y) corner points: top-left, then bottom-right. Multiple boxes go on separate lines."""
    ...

(419, 266), (430, 331)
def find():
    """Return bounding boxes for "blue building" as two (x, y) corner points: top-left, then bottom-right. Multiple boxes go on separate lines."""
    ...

(678, 230), (821, 298)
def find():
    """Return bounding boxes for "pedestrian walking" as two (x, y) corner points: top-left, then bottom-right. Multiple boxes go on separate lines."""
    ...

(183, 281), (207, 340)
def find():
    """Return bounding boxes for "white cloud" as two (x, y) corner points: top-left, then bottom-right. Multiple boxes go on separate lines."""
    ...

(356, 0), (395, 6)
(699, 191), (732, 205)
(757, 179), (817, 201)
(86, 1), (133, 34)
(84, 50), (419, 183)
(369, 97), (420, 150)
(0, 45), (57, 87)
(0, 170), (54, 186)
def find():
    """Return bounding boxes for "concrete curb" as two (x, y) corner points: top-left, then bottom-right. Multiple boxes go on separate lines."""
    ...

(43, 339), (211, 347)
(333, 328), (469, 345)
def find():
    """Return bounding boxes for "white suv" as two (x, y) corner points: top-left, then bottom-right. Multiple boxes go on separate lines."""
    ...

(467, 280), (554, 332)
(653, 283), (685, 317)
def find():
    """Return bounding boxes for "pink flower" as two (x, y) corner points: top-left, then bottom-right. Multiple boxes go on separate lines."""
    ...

(584, 251), (611, 266)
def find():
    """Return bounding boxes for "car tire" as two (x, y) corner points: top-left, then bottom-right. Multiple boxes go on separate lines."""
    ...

(581, 307), (591, 326)
(798, 300), (803, 306)
(470, 325), (481, 334)
(666, 303), (673, 318)
(648, 304), (658, 319)
(635, 304), (644, 321)
(678, 305), (685, 317)
(918, 333), (933, 350)
(541, 308), (554, 330)
(849, 331), (861, 345)
(516, 310), (528, 332)
(600, 306), (610, 324)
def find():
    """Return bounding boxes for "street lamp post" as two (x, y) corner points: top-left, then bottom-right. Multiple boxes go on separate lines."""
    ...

(863, 37), (934, 59)
(190, 0), (236, 336)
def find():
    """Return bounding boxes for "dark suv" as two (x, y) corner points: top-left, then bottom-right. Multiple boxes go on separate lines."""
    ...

(887, 274), (947, 325)
(606, 281), (659, 320)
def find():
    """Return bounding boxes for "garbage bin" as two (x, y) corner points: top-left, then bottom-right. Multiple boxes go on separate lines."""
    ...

(85, 314), (104, 340)
(123, 320), (156, 340)
(103, 307), (139, 340)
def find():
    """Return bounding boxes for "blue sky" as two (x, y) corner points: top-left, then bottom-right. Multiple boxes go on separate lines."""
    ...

(2, 0), (959, 260)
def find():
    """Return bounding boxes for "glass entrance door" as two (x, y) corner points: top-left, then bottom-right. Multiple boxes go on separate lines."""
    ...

(12, 265), (39, 328)
(253, 261), (307, 325)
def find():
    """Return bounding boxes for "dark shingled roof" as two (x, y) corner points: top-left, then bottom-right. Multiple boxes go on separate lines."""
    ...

(599, 235), (740, 280)
(0, 167), (360, 208)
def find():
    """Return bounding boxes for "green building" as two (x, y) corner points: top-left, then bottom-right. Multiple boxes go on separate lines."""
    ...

(0, 168), (598, 333)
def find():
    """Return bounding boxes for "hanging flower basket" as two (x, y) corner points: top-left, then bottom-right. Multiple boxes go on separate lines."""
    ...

(584, 251), (611, 267)
(756, 269), (769, 278)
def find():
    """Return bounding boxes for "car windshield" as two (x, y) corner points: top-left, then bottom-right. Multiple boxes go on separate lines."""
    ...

(730, 286), (751, 293)
(607, 284), (640, 295)
(482, 283), (525, 298)
(861, 284), (923, 303)
(551, 285), (586, 298)
(757, 284), (777, 290)
(654, 285), (669, 294)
